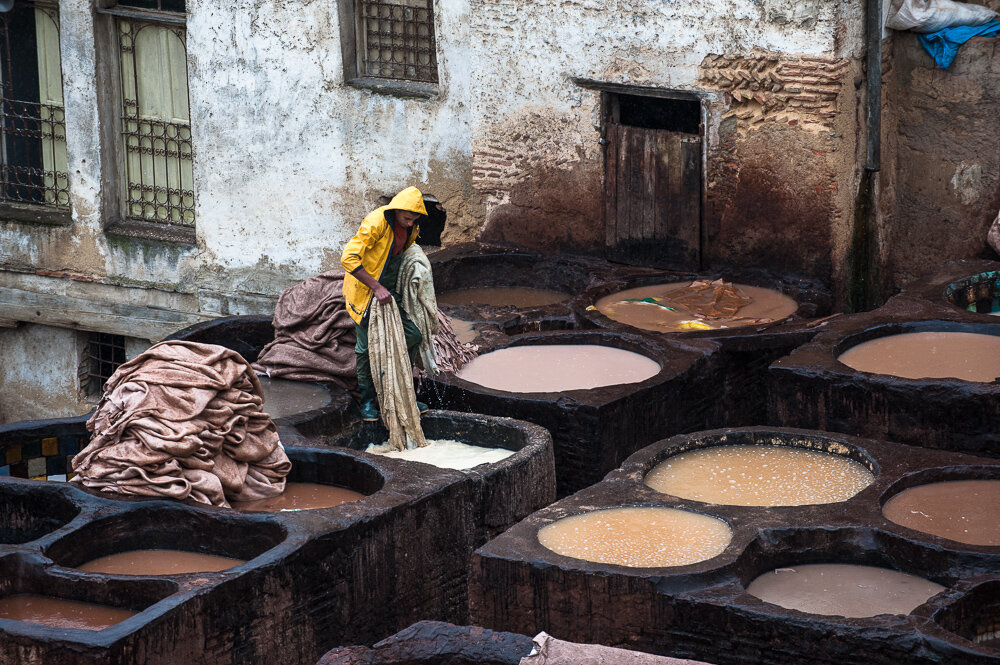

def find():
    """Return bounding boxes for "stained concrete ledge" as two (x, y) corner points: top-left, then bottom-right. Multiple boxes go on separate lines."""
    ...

(470, 426), (1000, 665)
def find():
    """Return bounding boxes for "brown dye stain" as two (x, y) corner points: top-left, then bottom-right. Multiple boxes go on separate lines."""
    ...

(479, 162), (604, 252)
(706, 124), (837, 281)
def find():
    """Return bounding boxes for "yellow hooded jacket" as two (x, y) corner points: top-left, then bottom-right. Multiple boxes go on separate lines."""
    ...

(341, 186), (427, 324)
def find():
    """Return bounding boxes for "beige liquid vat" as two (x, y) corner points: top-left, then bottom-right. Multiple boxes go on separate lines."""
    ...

(437, 287), (568, 307)
(537, 506), (732, 568)
(78, 550), (246, 576)
(231, 482), (364, 512)
(456, 345), (660, 393)
(645, 445), (874, 506)
(257, 376), (332, 419)
(837, 331), (1000, 382)
(0, 594), (136, 630)
(747, 564), (945, 617)
(596, 282), (798, 332)
(882, 479), (1000, 547)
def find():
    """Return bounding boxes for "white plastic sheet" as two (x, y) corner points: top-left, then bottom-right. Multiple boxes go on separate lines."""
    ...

(886, 0), (997, 32)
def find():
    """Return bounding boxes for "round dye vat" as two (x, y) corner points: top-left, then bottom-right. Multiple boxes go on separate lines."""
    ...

(596, 282), (798, 332)
(437, 287), (569, 307)
(373, 439), (515, 470)
(0, 594), (136, 630)
(645, 445), (874, 507)
(537, 506), (732, 568)
(837, 331), (1000, 382)
(230, 482), (364, 512)
(882, 479), (1000, 547)
(257, 376), (332, 419)
(78, 550), (246, 576)
(456, 345), (660, 393)
(747, 564), (945, 618)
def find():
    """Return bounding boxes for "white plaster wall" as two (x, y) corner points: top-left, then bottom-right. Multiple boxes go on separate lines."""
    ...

(0, 324), (88, 423)
(1, 0), (472, 302)
(186, 0), (473, 282)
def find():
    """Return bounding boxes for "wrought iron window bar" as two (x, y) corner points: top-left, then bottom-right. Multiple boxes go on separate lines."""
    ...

(0, 1), (69, 210)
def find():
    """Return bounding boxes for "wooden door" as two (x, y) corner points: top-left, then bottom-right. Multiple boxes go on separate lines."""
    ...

(604, 123), (702, 270)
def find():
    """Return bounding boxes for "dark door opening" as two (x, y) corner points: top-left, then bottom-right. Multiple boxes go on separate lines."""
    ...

(603, 92), (703, 270)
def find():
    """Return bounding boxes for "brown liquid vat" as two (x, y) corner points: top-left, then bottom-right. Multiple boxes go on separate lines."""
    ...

(429, 245), (599, 335)
(470, 427), (1000, 665)
(576, 272), (831, 428)
(422, 329), (722, 497)
(770, 317), (1000, 459)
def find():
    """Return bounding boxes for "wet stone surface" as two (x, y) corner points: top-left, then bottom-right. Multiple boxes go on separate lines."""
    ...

(769, 313), (1000, 459)
(470, 427), (1000, 665)
(0, 409), (553, 665)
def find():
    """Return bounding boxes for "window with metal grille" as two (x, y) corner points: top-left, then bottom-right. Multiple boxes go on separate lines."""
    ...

(111, 0), (194, 227)
(0, 1), (69, 210)
(85, 332), (127, 396)
(357, 0), (438, 83)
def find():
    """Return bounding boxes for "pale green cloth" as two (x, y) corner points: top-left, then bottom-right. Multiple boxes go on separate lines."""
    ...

(396, 244), (439, 374)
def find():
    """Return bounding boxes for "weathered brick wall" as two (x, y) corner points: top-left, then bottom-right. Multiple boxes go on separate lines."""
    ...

(699, 52), (859, 291)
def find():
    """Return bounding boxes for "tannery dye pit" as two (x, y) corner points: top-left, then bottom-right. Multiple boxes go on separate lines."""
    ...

(746, 564), (945, 618)
(595, 281), (799, 332)
(838, 331), (1000, 382)
(882, 479), (1000, 547)
(456, 344), (661, 393)
(77, 550), (246, 575)
(537, 506), (732, 568)
(230, 482), (365, 512)
(435, 287), (569, 307)
(644, 444), (874, 506)
(0, 595), (137, 631)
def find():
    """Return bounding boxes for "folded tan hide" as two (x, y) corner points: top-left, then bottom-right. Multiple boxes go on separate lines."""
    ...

(73, 341), (291, 508)
(252, 269), (358, 391)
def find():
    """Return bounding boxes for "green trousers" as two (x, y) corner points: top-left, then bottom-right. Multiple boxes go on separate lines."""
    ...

(355, 296), (423, 402)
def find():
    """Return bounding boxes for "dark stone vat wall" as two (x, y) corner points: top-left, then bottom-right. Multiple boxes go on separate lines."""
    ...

(470, 427), (1000, 665)
(768, 311), (1000, 459)
(421, 330), (723, 497)
(317, 621), (533, 665)
(0, 409), (552, 665)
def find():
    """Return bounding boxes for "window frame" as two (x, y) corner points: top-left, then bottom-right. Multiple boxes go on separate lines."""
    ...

(0, 0), (71, 227)
(338, 0), (440, 99)
(93, 0), (196, 244)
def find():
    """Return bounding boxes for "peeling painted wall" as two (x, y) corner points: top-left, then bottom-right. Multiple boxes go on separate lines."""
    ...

(467, 0), (866, 292)
(1, 0), (475, 336)
(0, 324), (147, 424)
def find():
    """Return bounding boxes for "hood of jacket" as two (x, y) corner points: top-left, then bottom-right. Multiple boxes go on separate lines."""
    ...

(385, 186), (428, 217)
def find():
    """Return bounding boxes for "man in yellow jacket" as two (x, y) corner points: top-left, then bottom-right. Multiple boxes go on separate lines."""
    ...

(341, 186), (430, 421)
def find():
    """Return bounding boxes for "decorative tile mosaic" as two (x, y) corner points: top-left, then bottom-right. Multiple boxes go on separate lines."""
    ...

(0, 436), (84, 482)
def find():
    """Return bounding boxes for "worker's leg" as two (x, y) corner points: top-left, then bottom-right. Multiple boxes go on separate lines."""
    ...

(354, 316), (379, 422)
